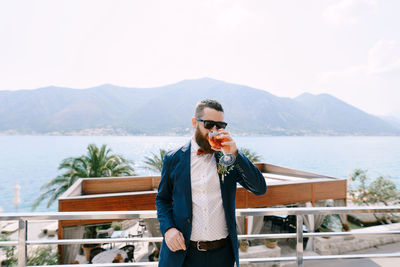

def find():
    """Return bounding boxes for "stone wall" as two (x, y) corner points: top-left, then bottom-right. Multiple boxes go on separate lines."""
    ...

(314, 222), (400, 255)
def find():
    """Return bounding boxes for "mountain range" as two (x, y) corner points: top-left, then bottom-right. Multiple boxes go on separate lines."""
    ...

(0, 78), (399, 135)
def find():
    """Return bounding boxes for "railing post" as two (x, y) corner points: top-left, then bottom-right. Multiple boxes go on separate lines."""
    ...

(296, 215), (304, 267)
(18, 219), (27, 267)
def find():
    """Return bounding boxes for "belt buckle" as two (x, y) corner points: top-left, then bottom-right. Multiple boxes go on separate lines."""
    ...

(196, 241), (207, 252)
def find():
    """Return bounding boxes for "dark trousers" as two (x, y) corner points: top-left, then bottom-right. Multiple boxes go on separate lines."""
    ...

(182, 241), (235, 267)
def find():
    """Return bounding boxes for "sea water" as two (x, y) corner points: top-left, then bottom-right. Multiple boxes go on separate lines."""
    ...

(0, 136), (399, 212)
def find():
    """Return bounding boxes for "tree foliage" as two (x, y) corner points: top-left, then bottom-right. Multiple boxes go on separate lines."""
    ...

(143, 148), (167, 173)
(349, 169), (400, 223)
(142, 147), (262, 173)
(240, 147), (262, 163)
(32, 144), (136, 210)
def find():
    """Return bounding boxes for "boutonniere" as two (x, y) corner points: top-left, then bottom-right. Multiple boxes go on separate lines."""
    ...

(217, 152), (235, 183)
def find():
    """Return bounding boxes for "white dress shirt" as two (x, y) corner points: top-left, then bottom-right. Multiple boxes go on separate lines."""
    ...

(190, 137), (229, 241)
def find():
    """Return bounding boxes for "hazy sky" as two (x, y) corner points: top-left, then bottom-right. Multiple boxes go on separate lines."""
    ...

(1, 0), (400, 116)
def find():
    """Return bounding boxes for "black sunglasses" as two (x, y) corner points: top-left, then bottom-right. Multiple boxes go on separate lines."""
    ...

(196, 118), (227, 130)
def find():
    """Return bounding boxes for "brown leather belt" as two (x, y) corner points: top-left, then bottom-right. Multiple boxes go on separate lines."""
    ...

(189, 237), (229, 251)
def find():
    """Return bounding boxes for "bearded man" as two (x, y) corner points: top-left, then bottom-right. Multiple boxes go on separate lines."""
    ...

(156, 99), (267, 267)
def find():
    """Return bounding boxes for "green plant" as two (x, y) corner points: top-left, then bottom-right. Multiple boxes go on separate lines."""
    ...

(96, 223), (112, 231)
(84, 225), (98, 239)
(239, 239), (249, 252)
(27, 246), (59, 265)
(349, 169), (400, 224)
(1, 234), (58, 266)
(240, 147), (262, 163)
(32, 144), (136, 210)
(143, 148), (167, 173)
(320, 214), (343, 232)
(264, 238), (278, 248)
(111, 221), (122, 231)
(0, 233), (17, 266)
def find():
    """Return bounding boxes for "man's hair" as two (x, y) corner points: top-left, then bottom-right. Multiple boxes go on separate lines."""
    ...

(194, 99), (224, 118)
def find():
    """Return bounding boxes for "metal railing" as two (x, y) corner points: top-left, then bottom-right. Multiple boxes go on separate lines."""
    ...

(1, 206), (400, 266)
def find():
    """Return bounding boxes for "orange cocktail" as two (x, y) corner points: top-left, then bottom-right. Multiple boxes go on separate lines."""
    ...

(208, 131), (236, 167)
(208, 133), (228, 150)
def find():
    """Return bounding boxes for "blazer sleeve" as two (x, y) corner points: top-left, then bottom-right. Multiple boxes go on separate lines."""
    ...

(155, 153), (176, 236)
(234, 150), (267, 196)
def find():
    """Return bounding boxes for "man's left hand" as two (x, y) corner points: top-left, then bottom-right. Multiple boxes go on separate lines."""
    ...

(218, 129), (238, 156)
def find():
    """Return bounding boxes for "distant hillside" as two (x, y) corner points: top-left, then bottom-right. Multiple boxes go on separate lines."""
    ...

(380, 115), (400, 130)
(0, 78), (398, 135)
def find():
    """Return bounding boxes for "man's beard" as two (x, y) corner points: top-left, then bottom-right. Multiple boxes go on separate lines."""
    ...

(195, 127), (214, 153)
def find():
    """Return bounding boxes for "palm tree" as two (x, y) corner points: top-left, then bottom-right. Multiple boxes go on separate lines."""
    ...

(32, 144), (136, 210)
(143, 148), (167, 173)
(240, 147), (262, 163)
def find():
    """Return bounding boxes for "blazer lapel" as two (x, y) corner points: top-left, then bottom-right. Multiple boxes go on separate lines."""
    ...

(181, 141), (192, 218)
(214, 151), (222, 181)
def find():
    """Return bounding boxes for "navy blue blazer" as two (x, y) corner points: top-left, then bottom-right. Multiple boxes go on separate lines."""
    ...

(156, 141), (267, 267)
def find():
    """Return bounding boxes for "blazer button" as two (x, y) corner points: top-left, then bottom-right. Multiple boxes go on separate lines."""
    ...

(187, 218), (191, 224)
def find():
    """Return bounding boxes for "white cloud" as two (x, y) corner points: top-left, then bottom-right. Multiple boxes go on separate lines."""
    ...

(199, 0), (264, 32)
(318, 64), (367, 83)
(215, 2), (253, 31)
(0, 1), (399, 116)
(323, 0), (377, 25)
(317, 39), (400, 115)
(319, 39), (400, 82)
(367, 40), (400, 74)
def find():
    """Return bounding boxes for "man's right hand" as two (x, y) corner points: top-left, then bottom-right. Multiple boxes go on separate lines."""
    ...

(164, 228), (186, 252)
